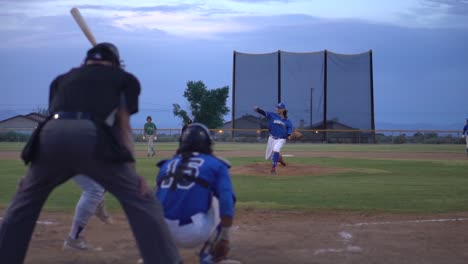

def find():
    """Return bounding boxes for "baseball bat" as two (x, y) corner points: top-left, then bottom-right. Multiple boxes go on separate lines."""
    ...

(70, 7), (97, 46)
(70, 7), (134, 154)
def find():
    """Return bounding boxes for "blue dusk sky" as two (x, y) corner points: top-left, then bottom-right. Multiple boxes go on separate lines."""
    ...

(0, 0), (467, 129)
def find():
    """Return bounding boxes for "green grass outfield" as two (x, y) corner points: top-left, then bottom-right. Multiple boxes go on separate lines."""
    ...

(1, 142), (467, 213)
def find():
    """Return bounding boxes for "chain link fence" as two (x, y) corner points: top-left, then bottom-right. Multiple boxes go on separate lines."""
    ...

(1, 128), (464, 144)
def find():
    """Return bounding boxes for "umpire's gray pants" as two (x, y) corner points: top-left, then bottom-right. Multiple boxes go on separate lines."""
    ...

(0, 119), (181, 264)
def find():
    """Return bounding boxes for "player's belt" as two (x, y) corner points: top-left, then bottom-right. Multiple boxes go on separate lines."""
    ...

(270, 135), (286, 140)
(53, 111), (93, 120)
(178, 218), (193, 226)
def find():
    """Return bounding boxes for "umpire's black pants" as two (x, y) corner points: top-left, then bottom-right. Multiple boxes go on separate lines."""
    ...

(0, 119), (181, 264)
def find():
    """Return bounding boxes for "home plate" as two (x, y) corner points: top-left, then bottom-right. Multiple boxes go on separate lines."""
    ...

(138, 258), (241, 264)
(218, 260), (241, 264)
(282, 154), (294, 157)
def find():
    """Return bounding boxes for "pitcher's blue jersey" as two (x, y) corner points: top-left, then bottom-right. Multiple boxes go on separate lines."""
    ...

(156, 153), (235, 222)
(264, 111), (293, 139)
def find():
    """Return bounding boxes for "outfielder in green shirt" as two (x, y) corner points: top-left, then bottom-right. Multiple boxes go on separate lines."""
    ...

(144, 116), (157, 157)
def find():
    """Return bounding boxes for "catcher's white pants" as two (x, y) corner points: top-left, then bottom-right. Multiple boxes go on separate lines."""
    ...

(265, 136), (286, 160)
(164, 197), (220, 248)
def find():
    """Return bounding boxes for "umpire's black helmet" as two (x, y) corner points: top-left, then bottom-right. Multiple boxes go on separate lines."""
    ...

(178, 123), (213, 154)
(85, 42), (121, 67)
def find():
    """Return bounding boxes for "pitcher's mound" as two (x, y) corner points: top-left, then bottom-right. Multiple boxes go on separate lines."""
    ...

(230, 162), (349, 176)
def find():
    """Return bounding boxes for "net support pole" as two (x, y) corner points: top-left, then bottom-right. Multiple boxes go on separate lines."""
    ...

(369, 50), (376, 143)
(231, 51), (237, 142)
(278, 50), (282, 103)
(323, 50), (328, 143)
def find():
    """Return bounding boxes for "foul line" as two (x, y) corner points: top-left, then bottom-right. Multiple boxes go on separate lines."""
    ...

(0, 217), (56, 225)
(345, 217), (468, 227)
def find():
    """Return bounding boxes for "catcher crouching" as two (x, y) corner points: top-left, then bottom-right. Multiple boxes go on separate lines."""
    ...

(153, 123), (239, 264)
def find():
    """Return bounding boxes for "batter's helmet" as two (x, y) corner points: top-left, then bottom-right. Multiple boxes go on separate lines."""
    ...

(178, 123), (213, 154)
(276, 102), (286, 109)
(85, 42), (121, 67)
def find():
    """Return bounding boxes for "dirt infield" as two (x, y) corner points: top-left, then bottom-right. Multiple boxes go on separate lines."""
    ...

(1, 148), (468, 263)
(10, 209), (468, 264)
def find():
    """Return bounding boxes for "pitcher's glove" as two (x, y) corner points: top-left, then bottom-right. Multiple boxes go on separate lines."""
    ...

(289, 130), (303, 141)
(210, 239), (230, 262)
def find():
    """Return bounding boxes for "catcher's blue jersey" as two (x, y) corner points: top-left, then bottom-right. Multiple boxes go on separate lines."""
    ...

(155, 153), (235, 221)
(265, 111), (293, 139)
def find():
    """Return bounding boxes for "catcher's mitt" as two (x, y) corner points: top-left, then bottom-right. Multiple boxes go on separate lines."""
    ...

(289, 130), (303, 140)
(210, 239), (230, 262)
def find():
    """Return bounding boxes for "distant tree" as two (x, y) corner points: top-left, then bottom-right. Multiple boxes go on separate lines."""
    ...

(172, 81), (229, 129)
(413, 131), (424, 143)
(425, 132), (438, 139)
(34, 107), (49, 116)
(172, 104), (192, 125)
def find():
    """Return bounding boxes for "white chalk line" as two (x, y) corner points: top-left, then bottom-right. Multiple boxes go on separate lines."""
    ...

(314, 245), (362, 255)
(0, 217), (56, 225)
(338, 231), (352, 241)
(315, 231), (361, 255)
(282, 154), (294, 157)
(316, 218), (468, 255)
(344, 217), (468, 227)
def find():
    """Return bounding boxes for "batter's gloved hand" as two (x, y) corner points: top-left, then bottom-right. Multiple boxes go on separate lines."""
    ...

(210, 239), (230, 262)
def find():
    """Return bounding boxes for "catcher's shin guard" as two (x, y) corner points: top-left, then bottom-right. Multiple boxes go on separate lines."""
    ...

(199, 226), (220, 264)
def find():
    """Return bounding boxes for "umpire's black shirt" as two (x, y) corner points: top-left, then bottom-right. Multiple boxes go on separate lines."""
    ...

(49, 64), (140, 121)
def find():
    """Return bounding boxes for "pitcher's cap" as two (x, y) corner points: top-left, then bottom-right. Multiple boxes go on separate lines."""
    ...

(276, 102), (286, 109)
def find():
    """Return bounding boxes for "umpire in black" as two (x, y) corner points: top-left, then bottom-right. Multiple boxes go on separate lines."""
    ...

(0, 43), (181, 263)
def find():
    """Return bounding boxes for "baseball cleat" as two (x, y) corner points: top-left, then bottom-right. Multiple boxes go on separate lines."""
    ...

(63, 236), (102, 251)
(278, 155), (286, 166)
(95, 201), (113, 225)
(270, 168), (277, 175)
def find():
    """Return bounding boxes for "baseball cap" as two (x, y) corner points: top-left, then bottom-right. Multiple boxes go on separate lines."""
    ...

(276, 102), (286, 109)
(146, 116), (152, 120)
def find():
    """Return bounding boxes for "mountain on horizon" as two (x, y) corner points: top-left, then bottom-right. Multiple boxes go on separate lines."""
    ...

(375, 122), (461, 131)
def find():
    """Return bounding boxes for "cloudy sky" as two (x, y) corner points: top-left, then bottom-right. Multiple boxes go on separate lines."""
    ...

(1, 0), (467, 129)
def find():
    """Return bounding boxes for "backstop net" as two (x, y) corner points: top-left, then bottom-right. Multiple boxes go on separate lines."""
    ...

(232, 50), (374, 142)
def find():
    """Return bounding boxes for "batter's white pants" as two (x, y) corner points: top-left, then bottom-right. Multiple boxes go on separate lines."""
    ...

(265, 136), (286, 160)
(69, 175), (105, 238)
(164, 197), (220, 248)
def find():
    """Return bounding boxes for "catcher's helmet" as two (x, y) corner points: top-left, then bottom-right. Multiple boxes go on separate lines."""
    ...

(276, 102), (286, 109)
(178, 123), (213, 154)
(85, 42), (121, 67)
